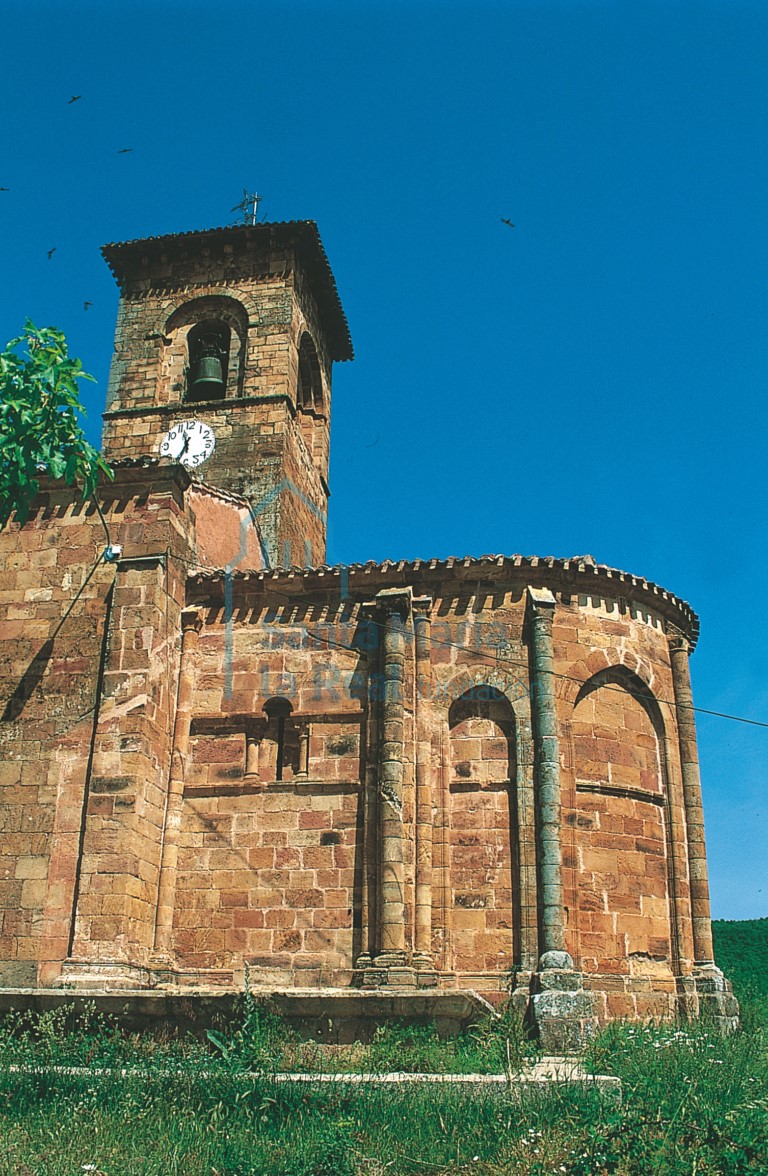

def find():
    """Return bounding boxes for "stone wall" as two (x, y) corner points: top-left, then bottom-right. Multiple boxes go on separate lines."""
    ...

(0, 477), (729, 1023)
(0, 467), (203, 984)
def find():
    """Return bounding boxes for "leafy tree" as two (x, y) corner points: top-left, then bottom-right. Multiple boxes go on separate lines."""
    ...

(0, 321), (112, 527)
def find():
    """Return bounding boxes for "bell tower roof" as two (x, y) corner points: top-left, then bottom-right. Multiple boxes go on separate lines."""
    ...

(101, 221), (354, 362)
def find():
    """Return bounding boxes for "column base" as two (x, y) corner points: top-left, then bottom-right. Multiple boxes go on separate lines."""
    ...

(528, 951), (598, 1054)
(354, 951), (417, 989)
(413, 953), (440, 988)
(682, 964), (740, 1031)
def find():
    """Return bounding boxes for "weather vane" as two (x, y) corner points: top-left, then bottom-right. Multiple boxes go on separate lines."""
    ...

(231, 190), (263, 226)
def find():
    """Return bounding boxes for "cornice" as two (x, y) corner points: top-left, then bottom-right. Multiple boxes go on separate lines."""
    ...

(187, 552), (700, 648)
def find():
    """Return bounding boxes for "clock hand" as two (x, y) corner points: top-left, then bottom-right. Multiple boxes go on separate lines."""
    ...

(179, 431), (190, 459)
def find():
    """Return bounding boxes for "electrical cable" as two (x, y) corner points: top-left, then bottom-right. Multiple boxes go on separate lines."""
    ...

(49, 547), (114, 641)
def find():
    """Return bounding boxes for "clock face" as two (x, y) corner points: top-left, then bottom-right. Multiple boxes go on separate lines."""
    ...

(160, 419), (215, 468)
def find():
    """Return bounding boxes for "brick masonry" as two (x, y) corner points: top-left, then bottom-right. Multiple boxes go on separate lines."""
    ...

(0, 222), (737, 1033)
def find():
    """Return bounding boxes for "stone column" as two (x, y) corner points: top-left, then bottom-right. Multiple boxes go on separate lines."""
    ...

(661, 729), (695, 975)
(245, 731), (261, 777)
(527, 587), (565, 955)
(153, 607), (203, 958)
(527, 587), (596, 1052)
(296, 723), (310, 780)
(355, 701), (379, 973)
(667, 628), (714, 964)
(372, 587), (415, 985)
(510, 712), (539, 1017)
(667, 627), (739, 1028)
(435, 722), (453, 974)
(413, 597), (437, 984)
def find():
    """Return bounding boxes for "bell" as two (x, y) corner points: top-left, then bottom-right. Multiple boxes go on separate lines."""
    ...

(192, 353), (224, 392)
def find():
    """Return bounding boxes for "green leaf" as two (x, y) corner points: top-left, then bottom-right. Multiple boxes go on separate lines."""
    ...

(0, 321), (113, 529)
(64, 453), (79, 484)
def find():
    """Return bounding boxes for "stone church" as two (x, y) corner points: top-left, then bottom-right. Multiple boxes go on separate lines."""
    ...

(0, 221), (737, 1044)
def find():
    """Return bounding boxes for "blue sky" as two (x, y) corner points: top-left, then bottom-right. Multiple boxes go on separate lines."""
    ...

(1, 0), (766, 919)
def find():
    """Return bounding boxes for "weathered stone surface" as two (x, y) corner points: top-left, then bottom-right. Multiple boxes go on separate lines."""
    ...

(539, 950), (573, 971)
(531, 987), (598, 1054)
(536, 969), (583, 993)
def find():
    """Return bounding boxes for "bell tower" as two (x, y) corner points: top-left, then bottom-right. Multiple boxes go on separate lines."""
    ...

(100, 222), (353, 567)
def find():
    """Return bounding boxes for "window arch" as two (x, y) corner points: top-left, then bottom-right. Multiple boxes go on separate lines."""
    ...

(573, 666), (664, 795)
(262, 697), (299, 782)
(296, 333), (327, 469)
(445, 685), (517, 976)
(570, 664), (672, 971)
(161, 295), (248, 404)
(297, 333), (323, 411)
(448, 685), (515, 784)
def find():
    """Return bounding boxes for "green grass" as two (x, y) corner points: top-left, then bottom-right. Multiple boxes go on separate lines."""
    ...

(0, 924), (765, 1174)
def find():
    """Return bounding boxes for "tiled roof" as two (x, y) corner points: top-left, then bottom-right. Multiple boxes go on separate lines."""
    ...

(190, 552), (700, 645)
(101, 221), (353, 362)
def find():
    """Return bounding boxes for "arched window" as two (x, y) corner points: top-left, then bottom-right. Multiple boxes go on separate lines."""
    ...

(448, 685), (514, 785)
(262, 697), (299, 782)
(570, 666), (670, 971)
(296, 333), (327, 469)
(445, 685), (516, 977)
(185, 320), (231, 403)
(297, 333), (322, 411)
(161, 295), (248, 405)
(572, 667), (663, 796)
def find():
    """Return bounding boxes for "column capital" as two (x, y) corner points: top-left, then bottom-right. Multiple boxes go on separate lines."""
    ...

(181, 607), (204, 635)
(667, 625), (690, 656)
(527, 586), (556, 628)
(372, 586), (412, 620)
(527, 586), (556, 611)
(412, 595), (432, 619)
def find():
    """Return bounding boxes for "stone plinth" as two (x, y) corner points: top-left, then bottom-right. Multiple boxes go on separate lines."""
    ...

(529, 951), (598, 1054)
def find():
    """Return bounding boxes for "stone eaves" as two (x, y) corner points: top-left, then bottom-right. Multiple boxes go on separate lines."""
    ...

(189, 552), (700, 647)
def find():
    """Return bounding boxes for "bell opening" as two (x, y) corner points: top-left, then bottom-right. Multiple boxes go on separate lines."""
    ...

(185, 321), (230, 403)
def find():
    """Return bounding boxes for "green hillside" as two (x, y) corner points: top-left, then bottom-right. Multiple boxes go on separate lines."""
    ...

(713, 917), (768, 998)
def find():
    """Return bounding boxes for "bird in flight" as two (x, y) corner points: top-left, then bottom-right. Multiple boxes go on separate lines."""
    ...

(117, 147), (133, 154)
(68, 95), (82, 104)
(83, 301), (93, 311)
(47, 248), (57, 260)
(0, 187), (8, 192)
(501, 218), (515, 228)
